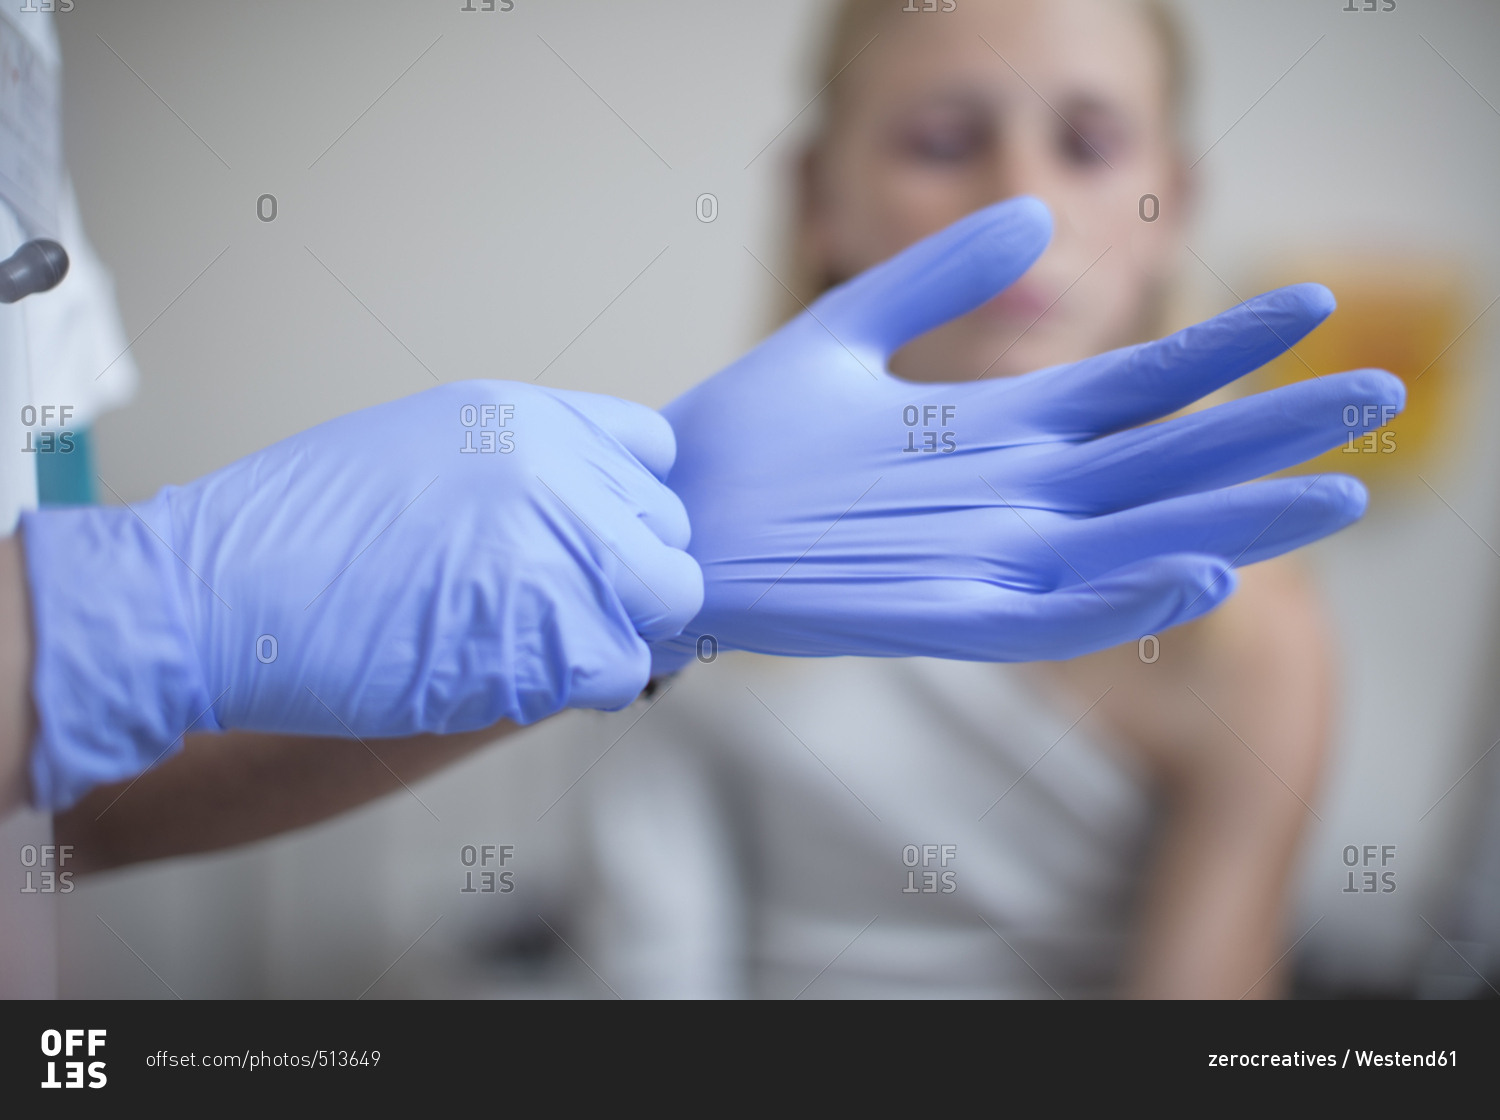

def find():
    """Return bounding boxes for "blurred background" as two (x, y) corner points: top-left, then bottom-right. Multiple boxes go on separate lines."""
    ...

(51, 0), (1500, 997)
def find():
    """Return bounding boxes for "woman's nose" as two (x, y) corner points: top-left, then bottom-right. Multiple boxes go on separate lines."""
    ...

(983, 124), (1063, 223)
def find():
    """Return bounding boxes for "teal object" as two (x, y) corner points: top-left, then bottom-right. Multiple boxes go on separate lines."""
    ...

(35, 426), (95, 506)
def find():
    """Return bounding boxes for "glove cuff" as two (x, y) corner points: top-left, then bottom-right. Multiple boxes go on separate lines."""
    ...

(20, 498), (218, 811)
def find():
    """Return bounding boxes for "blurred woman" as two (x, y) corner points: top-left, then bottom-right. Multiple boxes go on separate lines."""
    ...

(576, 0), (1335, 998)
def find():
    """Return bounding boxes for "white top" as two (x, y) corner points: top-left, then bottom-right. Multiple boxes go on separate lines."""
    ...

(579, 653), (1157, 998)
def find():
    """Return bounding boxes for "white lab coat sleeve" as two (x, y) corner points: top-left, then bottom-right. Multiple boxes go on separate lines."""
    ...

(20, 175), (138, 430)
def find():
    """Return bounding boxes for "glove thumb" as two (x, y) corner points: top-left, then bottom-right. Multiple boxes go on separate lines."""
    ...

(809, 195), (1052, 362)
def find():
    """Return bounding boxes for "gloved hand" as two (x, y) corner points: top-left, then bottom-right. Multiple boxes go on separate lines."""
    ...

(655, 196), (1402, 668)
(22, 381), (702, 810)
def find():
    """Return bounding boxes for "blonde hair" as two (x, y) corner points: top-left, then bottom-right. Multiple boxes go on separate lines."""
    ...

(779, 0), (1191, 321)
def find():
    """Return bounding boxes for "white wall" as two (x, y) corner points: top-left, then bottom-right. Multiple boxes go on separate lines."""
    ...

(55, 0), (1500, 995)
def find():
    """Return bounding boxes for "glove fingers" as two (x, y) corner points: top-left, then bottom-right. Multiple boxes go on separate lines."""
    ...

(988, 553), (1239, 661)
(548, 387), (679, 482)
(520, 595), (652, 718)
(810, 195), (1052, 360)
(632, 480), (693, 553)
(1044, 475), (1366, 582)
(594, 515), (705, 644)
(510, 542), (689, 718)
(1001, 283), (1337, 438)
(1042, 368), (1403, 512)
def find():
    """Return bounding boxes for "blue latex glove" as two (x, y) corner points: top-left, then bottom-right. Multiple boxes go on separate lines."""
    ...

(655, 196), (1403, 668)
(21, 381), (702, 810)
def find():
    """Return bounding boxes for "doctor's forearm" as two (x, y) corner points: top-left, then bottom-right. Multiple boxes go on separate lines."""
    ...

(0, 534), (36, 815)
(54, 721), (518, 874)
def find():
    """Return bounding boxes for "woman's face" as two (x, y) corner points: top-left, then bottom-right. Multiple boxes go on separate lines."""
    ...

(803, 0), (1187, 382)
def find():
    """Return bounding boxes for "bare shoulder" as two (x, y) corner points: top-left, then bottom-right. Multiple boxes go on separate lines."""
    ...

(1170, 558), (1333, 695)
(1040, 558), (1335, 789)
